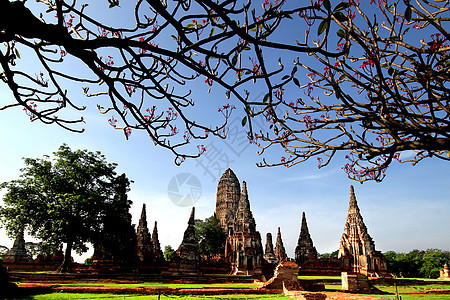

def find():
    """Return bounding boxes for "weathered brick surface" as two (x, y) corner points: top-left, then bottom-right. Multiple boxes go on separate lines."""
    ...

(168, 207), (201, 276)
(264, 261), (299, 289)
(338, 186), (389, 277)
(264, 232), (278, 266)
(439, 264), (450, 280)
(274, 227), (288, 263)
(295, 212), (318, 267)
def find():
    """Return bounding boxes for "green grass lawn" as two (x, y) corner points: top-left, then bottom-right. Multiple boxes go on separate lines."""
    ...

(18, 282), (261, 289)
(364, 284), (450, 300)
(324, 284), (341, 290)
(376, 284), (450, 294)
(13, 293), (291, 300)
(12, 275), (450, 300)
(367, 295), (450, 300)
(399, 296), (450, 300)
(398, 278), (446, 282)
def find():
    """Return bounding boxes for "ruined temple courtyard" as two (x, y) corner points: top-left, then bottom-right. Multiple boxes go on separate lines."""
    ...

(2, 169), (450, 299)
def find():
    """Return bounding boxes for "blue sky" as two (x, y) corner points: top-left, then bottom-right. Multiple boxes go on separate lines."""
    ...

(1, 96), (449, 261)
(0, 0), (449, 262)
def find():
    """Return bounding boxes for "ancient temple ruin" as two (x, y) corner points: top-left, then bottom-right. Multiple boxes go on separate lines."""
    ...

(274, 227), (288, 263)
(338, 186), (389, 277)
(134, 203), (166, 271)
(215, 168), (241, 233)
(169, 207), (201, 276)
(2, 230), (31, 263)
(294, 212), (318, 266)
(2, 230), (64, 271)
(90, 174), (138, 272)
(3, 165), (392, 279)
(151, 221), (165, 266)
(439, 263), (450, 280)
(136, 204), (153, 265)
(216, 169), (263, 275)
(263, 233), (278, 266)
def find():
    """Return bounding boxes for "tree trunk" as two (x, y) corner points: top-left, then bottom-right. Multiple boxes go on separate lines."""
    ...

(59, 240), (73, 273)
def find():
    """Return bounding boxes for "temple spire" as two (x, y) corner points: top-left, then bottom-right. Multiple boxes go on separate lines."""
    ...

(238, 181), (251, 211)
(180, 207), (197, 246)
(265, 232), (275, 254)
(188, 207), (195, 225)
(152, 221), (159, 253)
(337, 186), (389, 276)
(263, 232), (278, 265)
(3, 229), (31, 263)
(139, 203), (148, 228)
(274, 227), (288, 263)
(301, 212), (309, 237)
(169, 206), (200, 275)
(349, 185), (359, 213)
(234, 181), (256, 233)
(136, 203), (152, 264)
(295, 212), (318, 266)
(152, 221), (165, 266)
(152, 221), (159, 241)
(242, 181), (248, 196)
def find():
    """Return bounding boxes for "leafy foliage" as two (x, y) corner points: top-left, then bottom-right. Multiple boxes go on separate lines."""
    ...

(319, 250), (339, 259)
(0, 144), (122, 272)
(24, 242), (47, 260)
(384, 249), (450, 278)
(0, 0), (448, 181)
(163, 245), (175, 262)
(194, 216), (227, 260)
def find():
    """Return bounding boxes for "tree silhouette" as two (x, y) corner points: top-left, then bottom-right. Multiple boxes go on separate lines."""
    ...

(0, 0), (448, 181)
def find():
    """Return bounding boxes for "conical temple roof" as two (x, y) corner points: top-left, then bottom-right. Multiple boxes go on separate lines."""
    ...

(233, 181), (257, 233)
(179, 206), (196, 246)
(263, 232), (278, 265)
(299, 212), (313, 243)
(274, 227), (288, 262)
(238, 181), (251, 210)
(3, 229), (31, 262)
(219, 168), (239, 182)
(188, 206), (195, 225)
(339, 186), (375, 257)
(152, 221), (159, 238)
(294, 211), (318, 265)
(265, 232), (275, 254)
(139, 203), (148, 228)
(152, 220), (164, 262)
(348, 185), (360, 214)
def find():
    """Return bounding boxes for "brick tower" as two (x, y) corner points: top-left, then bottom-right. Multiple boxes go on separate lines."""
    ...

(215, 168), (241, 232)
(338, 186), (389, 277)
(294, 212), (318, 266)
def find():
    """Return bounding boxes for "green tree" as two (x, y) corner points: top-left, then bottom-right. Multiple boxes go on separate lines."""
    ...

(0, 144), (122, 272)
(195, 216), (227, 261)
(420, 249), (450, 278)
(0, 0), (447, 182)
(319, 250), (339, 259)
(163, 245), (175, 262)
(384, 249), (450, 278)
